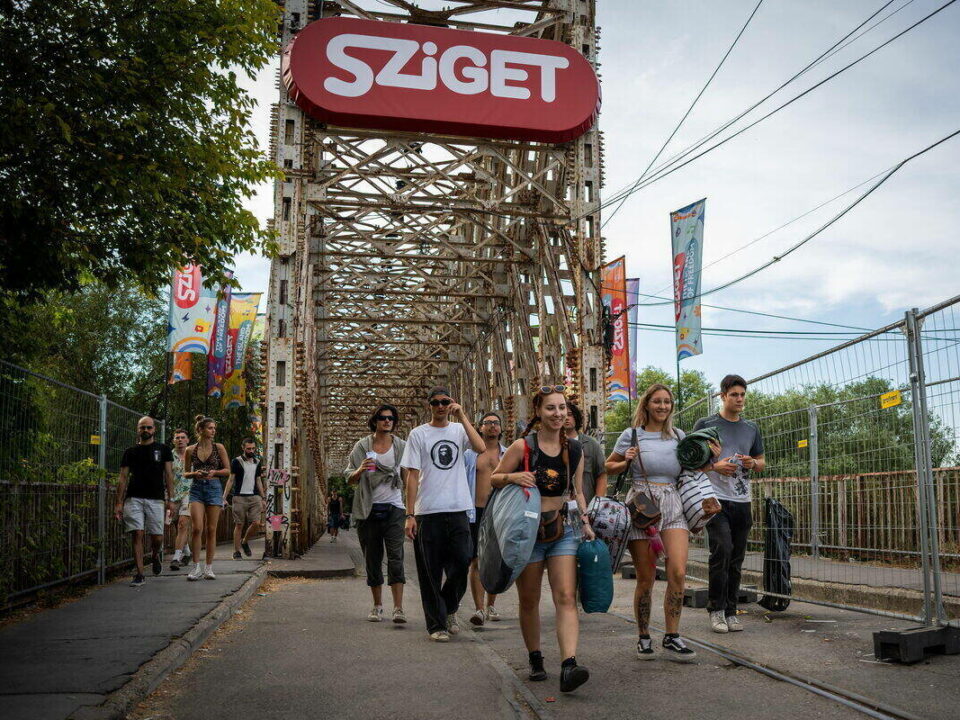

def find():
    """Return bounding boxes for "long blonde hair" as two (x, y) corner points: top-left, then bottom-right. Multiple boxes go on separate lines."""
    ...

(631, 383), (676, 439)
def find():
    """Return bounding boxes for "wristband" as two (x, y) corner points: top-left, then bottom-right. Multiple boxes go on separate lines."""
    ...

(405, 513), (415, 519)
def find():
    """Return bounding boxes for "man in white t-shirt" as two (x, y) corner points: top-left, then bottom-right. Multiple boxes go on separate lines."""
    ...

(221, 438), (265, 560)
(401, 387), (484, 642)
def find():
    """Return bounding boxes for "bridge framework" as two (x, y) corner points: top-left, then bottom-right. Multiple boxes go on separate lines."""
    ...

(263, 0), (608, 556)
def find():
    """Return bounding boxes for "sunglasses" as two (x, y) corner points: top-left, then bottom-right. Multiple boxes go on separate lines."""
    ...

(140, 426), (154, 430)
(375, 415), (397, 422)
(429, 398), (452, 407)
(538, 385), (566, 395)
(480, 420), (501, 426)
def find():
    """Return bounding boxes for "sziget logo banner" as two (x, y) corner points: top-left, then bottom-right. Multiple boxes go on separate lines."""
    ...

(282, 17), (601, 143)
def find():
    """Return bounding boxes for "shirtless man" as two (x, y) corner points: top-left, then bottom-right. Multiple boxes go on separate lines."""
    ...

(467, 412), (508, 626)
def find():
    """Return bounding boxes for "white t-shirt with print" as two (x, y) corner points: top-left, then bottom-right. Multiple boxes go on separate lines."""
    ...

(400, 422), (472, 515)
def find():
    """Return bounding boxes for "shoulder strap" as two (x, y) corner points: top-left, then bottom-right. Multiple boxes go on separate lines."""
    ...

(523, 439), (530, 472)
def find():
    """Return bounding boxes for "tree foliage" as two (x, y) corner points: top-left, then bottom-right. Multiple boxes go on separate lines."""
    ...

(0, 0), (280, 300)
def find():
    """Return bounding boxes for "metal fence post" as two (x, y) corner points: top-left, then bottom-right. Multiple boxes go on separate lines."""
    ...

(159, 419), (166, 444)
(808, 405), (820, 560)
(97, 395), (108, 585)
(906, 308), (947, 624)
(905, 309), (937, 625)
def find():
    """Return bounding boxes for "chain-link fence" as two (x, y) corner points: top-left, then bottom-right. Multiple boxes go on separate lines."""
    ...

(611, 294), (960, 627)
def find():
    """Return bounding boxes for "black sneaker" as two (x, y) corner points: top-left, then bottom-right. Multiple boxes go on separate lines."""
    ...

(233, 551), (242, 560)
(528, 651), (547, 682)
(170, 558), (180, 571)
(130, 574), (145, 587)
(151, 556), (162, 576)
(559, 659), (589, 693)
(241, 542), (252, 557)
(662, 634), (697, 663)
(637, 635), (655, 660)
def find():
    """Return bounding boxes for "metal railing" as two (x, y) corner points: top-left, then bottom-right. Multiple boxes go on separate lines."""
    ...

(612, 295), (960, 626)
(0, 361), (164, 602)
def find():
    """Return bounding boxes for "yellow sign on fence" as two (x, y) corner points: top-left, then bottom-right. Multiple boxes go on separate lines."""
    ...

(797, 439), (809, 448)
(880, 390), (902, 409)
(90, 435), (101, 445)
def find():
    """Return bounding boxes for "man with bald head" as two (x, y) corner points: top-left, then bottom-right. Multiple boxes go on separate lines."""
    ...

(115, 417), (176, 587)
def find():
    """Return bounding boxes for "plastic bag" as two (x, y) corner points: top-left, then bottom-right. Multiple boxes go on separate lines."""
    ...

(758, 497), (794, 611)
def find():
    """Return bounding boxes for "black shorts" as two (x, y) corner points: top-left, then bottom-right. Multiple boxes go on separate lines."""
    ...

(470, 506), (485, 559)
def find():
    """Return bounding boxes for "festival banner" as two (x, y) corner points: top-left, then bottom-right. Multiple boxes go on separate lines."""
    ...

(222, 370), (246, 410)
(670, 199), (705, 360)
(166, 265), (217, 353)
(168, 352), (193, 384)
(224, 293), (262, 376)
(600, 257), (630, 403)
(626, 278), (639, 399)
(206, 272), (234, 398)
(252, 313), (266, 343)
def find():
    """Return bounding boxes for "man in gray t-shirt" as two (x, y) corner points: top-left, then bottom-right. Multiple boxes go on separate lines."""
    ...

(692, 375), (765, 634)
(564, 403), (607, 504)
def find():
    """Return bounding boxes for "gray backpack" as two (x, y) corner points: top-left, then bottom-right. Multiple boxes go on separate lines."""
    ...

(477, 483), (541, 594)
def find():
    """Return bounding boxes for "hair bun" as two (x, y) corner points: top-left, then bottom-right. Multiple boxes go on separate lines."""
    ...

(194, 414), (205, 423)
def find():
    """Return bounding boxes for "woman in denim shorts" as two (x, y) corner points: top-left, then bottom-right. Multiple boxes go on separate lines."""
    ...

(183, 415), (230, 581)
(491, 386), (595, 694)
(606, 383), (719, 663)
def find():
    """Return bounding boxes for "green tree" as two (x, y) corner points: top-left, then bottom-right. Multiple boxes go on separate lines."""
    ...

(0, 0), (279, 301)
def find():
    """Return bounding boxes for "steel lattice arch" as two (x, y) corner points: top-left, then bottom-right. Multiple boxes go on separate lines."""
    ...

(263, 0), (607, 556)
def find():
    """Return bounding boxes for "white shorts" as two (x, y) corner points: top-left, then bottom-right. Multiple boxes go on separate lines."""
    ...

(176, 499), (192, 517)
(123, 497), (165, 535)
(626, 482), (688, 540)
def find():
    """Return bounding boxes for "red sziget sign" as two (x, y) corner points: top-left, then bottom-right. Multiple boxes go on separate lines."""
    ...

(282, 17), (600, 143)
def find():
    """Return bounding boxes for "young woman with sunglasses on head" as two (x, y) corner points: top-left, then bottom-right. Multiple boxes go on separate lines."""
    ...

(345, 404), (408, 624)
(605, 383), (720, 662)
(491, 385), (594, 693)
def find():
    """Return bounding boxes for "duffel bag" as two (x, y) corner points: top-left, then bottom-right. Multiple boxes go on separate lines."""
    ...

(577, 539), (613, 613)
(478, 483), (541, 594)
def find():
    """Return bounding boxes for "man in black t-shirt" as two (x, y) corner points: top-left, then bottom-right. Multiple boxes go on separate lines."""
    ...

(114, 416), (175, 587)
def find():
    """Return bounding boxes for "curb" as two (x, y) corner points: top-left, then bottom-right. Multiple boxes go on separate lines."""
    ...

(266, 566), (355, 579)
(68, 564), (269, 720)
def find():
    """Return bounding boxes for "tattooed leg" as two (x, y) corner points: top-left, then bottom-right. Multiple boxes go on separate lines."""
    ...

(664, 588), (684, 634)
(635, 584), (653, 634)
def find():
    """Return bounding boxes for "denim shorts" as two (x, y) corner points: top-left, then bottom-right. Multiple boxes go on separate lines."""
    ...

(189, 478), (223, 506)
(528, 524), (579, 564)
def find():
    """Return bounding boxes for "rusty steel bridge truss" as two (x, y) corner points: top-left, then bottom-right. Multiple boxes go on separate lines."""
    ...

(263, 0), (607, 555)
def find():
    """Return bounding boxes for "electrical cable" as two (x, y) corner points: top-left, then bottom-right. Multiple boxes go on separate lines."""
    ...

(624, 0), (905, 197)
(592, 0), (958, 217)
(628, 126), (960, 306)
(601, 0), (766, 229)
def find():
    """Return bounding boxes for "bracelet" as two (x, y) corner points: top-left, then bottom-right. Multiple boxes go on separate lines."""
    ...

(405, 513), (415, 519)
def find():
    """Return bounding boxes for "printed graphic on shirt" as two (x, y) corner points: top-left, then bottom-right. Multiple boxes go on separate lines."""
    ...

(430, 440), (459, 470)
(535, 466), (563, 494)
(153, 448), (162, 463)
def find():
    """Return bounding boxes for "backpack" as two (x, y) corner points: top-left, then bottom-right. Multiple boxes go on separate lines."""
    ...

(477, 483), (542, 594)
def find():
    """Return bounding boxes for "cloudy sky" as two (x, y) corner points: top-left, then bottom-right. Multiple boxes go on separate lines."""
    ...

(233, 0), (960, 388)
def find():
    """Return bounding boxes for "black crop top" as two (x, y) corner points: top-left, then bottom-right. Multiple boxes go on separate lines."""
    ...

(517, 434), (583, 498)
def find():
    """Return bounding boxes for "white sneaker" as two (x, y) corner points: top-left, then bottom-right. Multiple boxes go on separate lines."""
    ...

(486, 606), (501, 622)
(187, 564), (203, 581)
(430, 630), (450, 642)
(470, 609), (485, 626)
(446, 613), (461, 635)
(726, 614), (743, 632)
(203, 566), (216, 580)
(710, 610), (729, 633)
(368, 606), (384, 622)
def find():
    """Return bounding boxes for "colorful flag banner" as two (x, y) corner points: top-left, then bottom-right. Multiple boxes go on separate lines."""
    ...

(224, 293), (262, 376)
(600, 256), (630, 404)
(206, 272), (234, 398)
(252, 313), (266, 343)
(168, 352), (193, 384)
(626, 278), (639, 400)
(222, 370), (246, 409)
(166, 265), (217, 353)
(671, 199), (705, 360)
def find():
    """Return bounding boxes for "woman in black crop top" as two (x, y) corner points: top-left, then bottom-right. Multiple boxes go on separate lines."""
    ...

(492, 386), (594, 694)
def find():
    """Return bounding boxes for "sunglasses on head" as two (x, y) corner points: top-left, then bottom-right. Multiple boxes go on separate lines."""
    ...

(429, 398), (452, 407)
(539, 385), (566, 395)
(375, 415), (396, 422)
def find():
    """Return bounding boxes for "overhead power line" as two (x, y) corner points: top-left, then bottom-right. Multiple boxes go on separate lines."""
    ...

(601, 0), (766, 229)
(593, 0), (958, 217)
(628, 127), (960, 306)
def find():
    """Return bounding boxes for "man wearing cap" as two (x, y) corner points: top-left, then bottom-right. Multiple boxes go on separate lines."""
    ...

(401, 387), (484, 642)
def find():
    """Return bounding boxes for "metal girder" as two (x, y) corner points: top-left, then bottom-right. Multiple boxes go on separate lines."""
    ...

(265, 0), (608, 495)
